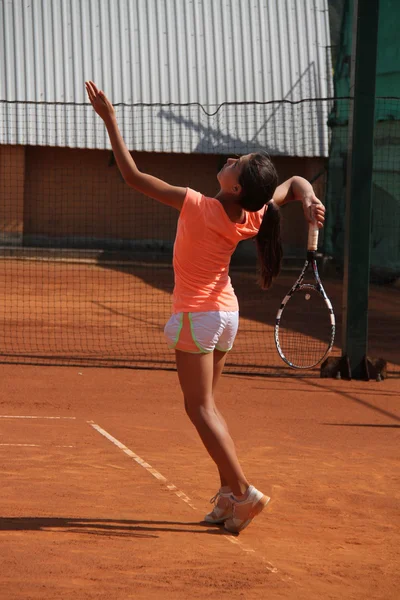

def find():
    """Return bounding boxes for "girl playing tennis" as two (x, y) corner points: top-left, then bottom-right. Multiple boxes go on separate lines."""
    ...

(86, 81), (325, 534)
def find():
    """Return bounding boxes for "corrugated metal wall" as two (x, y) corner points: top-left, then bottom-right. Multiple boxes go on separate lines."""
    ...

(0, 0), (333, 155)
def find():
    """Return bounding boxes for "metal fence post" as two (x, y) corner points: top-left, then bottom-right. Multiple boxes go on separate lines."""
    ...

(342, 0), (380, 378)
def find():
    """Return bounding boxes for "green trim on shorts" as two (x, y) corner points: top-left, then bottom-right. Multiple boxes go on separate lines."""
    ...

(188, 313), (212, 353)
(170, 312), (183, 348)
(167, 313), (204, 354)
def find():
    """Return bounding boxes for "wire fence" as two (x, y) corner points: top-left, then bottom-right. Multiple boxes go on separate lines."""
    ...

(0, 98), (398, 375)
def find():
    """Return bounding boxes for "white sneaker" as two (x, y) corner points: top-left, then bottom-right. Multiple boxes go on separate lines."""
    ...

(224, 485), (270, 534)
(204, 490), (233, 524)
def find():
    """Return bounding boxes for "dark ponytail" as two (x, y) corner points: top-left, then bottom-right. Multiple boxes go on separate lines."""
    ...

(237, 151), (282, 290)
(255, 200), (282, 290)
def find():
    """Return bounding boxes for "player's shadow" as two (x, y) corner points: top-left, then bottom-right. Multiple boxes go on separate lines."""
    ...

(0, 517), (226, 538)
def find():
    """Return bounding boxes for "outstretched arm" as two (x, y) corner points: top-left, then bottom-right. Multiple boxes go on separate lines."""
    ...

(272, 176), (325, 228)
(85, 81), (186, 210)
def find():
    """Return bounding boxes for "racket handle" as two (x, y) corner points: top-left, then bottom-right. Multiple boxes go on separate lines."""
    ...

(307, 224), (319, 252)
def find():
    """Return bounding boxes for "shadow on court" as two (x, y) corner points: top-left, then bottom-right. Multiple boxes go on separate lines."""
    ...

(1, 253), (398, 374)
(0, 517), (226, 538)
(305, 378), (400, 422)
(99, 259), (400, 372)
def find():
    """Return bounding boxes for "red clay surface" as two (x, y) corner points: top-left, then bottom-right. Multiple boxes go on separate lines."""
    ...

(1, 365), (399, 599)
(1, 258), (399, 374)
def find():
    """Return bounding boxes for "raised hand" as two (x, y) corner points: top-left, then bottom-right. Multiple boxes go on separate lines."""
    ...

(85, 80), (115, 122)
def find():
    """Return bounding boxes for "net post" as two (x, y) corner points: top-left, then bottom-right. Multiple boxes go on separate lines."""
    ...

(342, 0), (380, 379)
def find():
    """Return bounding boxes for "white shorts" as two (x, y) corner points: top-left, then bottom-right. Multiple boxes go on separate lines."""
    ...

(164, 311), (239, 354)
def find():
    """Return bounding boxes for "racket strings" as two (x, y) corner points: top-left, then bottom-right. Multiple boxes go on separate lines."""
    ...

(277, 286), (333, 369)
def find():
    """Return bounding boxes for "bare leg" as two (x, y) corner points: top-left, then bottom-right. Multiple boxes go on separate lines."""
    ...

(176, 350), (249, 496)
(212, 350), (231, 489)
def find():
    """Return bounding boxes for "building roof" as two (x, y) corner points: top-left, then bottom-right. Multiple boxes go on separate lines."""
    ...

(0, 0), (333, 156)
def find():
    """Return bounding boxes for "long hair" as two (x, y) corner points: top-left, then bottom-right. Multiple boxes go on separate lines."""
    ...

(238, 152), (282, 289)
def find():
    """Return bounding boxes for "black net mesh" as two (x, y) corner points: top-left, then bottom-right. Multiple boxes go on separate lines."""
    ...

(0, 98), (398, 375)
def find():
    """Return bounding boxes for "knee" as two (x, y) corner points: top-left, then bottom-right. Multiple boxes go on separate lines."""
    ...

(184, 396), (213, 425)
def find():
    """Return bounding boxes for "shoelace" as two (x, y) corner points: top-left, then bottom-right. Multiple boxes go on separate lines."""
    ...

(209, 492), (220, 505)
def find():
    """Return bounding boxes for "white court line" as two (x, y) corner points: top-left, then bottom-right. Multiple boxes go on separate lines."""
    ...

(0, 415), (76, 420)
(0, 443), (41, 447)
(0, 444), (75, 448)
(88, 420), (278, 573)
(88, 421), (196, 510)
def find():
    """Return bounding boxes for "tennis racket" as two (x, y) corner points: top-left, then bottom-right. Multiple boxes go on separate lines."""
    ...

(274, 224), (335, 369)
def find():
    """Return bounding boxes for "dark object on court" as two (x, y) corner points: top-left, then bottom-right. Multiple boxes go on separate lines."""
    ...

(321, 355), (387, 381)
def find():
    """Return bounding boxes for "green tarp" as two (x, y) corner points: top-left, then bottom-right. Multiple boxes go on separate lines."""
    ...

(324, 0), (400, 276)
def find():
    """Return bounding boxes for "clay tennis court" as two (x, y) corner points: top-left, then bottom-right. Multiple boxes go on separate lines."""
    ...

(1, 258), (399, 599)
(1, 257), (399, 372)
(1, 365), (399, 599)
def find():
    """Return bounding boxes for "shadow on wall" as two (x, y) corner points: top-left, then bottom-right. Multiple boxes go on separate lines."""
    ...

(157, 62), (328, 156)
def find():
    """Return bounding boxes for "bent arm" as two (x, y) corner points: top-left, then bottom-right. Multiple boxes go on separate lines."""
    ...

(272, 176), (325, 228)
(272, 176), (313, 207)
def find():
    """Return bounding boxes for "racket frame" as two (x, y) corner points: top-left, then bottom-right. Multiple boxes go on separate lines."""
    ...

(274, 226), (336, 370)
